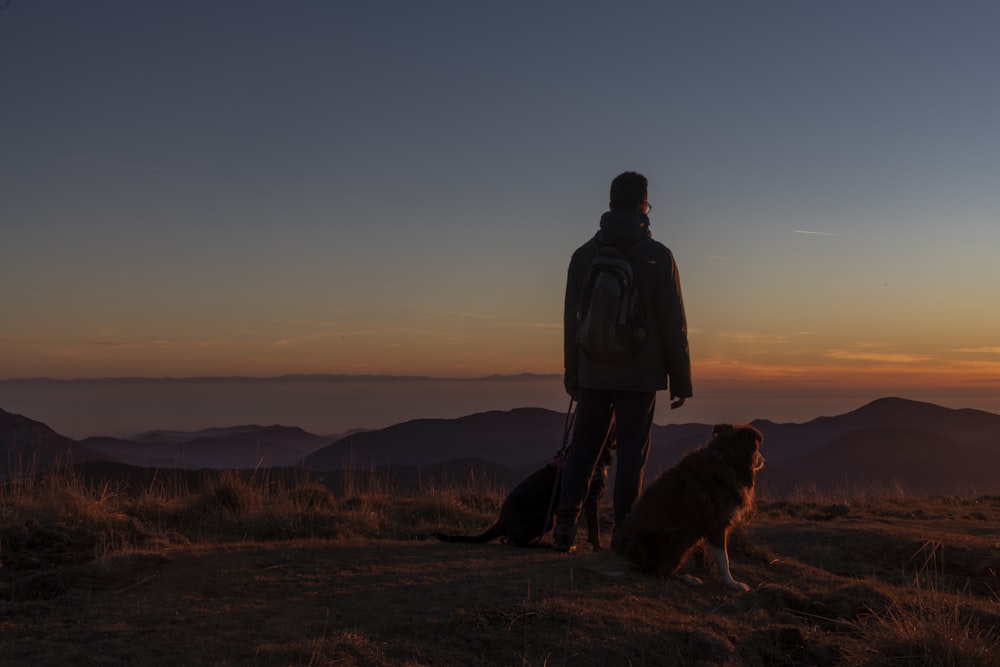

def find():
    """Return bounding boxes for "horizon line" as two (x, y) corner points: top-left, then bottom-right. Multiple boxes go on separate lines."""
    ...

(0, 372), (565, 383)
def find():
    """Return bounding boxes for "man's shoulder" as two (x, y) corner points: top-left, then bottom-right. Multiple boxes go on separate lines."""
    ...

(631, 237), (672, 261)
(570, 237), (600, 262)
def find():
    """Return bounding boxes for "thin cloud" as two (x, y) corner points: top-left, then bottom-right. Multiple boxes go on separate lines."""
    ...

(411, 311), (497, 322)
(718, 331), (790, 345)
(91, 338), (173, 348)
(794, 230), (866, 239)
(825, 349), (933, 364)
(953, 346), (1000, 355)
(439, 311), (496, 320)
(953, 359), (1000, 371)
(274, 329), (377, 346)
(498, 321), (561, 330)
(386, 327), (470, 344)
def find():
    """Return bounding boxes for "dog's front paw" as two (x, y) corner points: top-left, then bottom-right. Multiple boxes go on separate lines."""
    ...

(725, 580), (750, 592)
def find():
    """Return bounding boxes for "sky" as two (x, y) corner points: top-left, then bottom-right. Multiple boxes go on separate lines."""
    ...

(3, 1), (1000, 420)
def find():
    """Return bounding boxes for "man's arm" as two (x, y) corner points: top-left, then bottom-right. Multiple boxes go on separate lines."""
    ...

(656, 249), (692, 402)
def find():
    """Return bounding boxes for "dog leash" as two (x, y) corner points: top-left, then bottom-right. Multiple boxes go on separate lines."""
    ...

(559, 396), (576, 457)
(544, 396), (576, 536)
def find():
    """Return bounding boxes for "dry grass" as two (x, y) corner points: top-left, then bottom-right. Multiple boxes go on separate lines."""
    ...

(2, 467), (999, 666)
(2, 465), (507, 549)
(849, 539), (999, 666)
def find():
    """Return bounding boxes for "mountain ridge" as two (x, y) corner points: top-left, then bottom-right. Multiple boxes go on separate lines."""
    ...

(0, 407), (109, 477)
(4, 397), (1000, 496)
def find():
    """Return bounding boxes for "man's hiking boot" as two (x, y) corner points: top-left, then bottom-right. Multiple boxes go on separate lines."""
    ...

(553, 523), (577, 553)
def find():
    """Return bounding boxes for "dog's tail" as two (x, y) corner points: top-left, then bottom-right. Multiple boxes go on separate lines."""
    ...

(432, 520), (505, 544)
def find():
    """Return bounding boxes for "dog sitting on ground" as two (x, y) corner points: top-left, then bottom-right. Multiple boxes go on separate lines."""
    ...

(619, 424), (764, 591)
(433, 441), (614, 549)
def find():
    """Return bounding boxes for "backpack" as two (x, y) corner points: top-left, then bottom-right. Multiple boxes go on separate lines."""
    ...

(576, 241), (649, 363)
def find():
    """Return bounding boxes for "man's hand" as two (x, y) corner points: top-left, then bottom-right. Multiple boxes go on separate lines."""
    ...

(670, 396), (686, 409)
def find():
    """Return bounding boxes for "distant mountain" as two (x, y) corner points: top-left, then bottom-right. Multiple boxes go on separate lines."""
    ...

(751, 397), (1000, 462)
(6, 397), (1000, 496)
(0, 408), (107, 477)
(301, 407), (570, 474)
(660, 399), (1000, 494)
(130, 425), (278, 446)
(76, 436), (191, 469)
(82, 425), (330, 469)
(301, 410), (729, 477)
(300, 398), (1000, 496)
(765, 427), (1000, 496)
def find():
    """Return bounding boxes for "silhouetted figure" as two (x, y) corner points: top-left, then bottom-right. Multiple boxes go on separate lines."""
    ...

(554, 171), (692, 554)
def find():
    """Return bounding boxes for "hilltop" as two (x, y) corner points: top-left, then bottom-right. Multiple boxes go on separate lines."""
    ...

(1, 477), (998, 665)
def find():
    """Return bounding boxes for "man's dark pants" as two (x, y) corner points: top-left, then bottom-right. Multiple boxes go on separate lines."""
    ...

(555, 388), (657, 545)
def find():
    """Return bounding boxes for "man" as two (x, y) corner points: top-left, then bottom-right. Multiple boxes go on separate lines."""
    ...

(555, 171), (692, 554)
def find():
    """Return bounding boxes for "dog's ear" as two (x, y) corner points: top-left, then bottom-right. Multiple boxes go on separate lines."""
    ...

(712, 424), (736, 439)
(736, 425), (762, 450)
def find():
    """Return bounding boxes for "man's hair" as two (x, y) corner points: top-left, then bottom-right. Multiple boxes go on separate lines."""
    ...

(609, 171), (648, 211)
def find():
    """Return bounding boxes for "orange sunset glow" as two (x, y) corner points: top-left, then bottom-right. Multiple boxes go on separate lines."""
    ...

(3, 2), (1000, 433)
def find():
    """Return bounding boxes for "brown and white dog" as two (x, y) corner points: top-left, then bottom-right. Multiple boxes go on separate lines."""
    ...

(619, 424), (764, 591)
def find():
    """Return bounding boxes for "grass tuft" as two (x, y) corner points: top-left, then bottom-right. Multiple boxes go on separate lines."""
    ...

(850, 539), (999, 666)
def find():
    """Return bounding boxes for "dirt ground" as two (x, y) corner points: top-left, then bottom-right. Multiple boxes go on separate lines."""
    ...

(2, 497), (999, 666)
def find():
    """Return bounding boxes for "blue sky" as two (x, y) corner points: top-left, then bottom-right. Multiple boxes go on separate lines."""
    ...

(3, 1), (1000, 415)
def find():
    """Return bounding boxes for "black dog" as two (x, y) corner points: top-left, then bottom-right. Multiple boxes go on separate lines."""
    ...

(433, 442), (614, 549)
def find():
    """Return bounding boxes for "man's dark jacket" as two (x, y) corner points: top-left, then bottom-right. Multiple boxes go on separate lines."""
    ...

(564, 210), (692, 398)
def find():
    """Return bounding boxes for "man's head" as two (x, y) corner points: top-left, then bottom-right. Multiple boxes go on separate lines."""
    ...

(609, 171), (648, 212)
